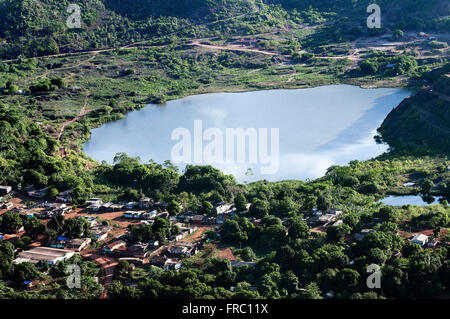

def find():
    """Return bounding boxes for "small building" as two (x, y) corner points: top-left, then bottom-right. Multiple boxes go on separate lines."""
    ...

(56, 190), (73, 203)
(2, 202), (14, 210)
(0, 186), (12, 195)
(411, 234), (429, 246)
(149, 255), (171, 267)
(50, 236), (67, 249)
(85, 198), (103, 206)
(103, 240), (126, 254)
(215, 202), (233, 215)
(87, 203), (102, 212)
(164, 260), (181, 271)
(170, 234), (183, 242)
(148, 240), (159, 249)
(91, 226), (111, 241)
(127, 243), (150, 258)
(355, 229), (373, 241)
(125, 202), (138, 210)
(191, 215), (206, 225)
(144, 210), (158, 219)
(139, 197), (152, 209)
(27, 187), (49, 198)
(66, 238), (91, 251)
(14, 247), (75, 265)
(123, 211), (146, 219)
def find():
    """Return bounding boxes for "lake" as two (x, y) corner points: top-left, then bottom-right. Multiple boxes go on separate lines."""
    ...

(380, 195), (442, 207)
(83, 85), (411, 182)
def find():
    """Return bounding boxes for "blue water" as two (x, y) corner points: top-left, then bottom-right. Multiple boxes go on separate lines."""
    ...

(83, 85), (411, 182)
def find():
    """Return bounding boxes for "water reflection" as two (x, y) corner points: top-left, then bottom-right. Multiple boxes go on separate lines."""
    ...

(83, 85), (411, 182)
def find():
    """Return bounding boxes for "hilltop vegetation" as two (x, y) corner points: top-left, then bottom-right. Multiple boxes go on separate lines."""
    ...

(378, 63), (450, 154)
(0, 0), (449, 59)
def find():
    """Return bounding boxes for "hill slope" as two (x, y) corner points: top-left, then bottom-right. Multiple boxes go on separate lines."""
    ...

(377, 64), (450, 154)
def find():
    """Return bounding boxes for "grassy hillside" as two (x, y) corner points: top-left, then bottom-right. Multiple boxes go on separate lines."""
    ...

(0, 0), (448, 59)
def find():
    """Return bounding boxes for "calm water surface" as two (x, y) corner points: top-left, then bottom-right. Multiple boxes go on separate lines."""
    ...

(83, 85), (411, 182)
(380, 195), (442, 206)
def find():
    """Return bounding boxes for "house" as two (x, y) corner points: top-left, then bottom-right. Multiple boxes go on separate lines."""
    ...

(100, 202), (114, 212)
(144, 210), (158, 219)
(14, 247), (75, 265)
(318, 214), (337, 224)
(50, 236), (67, 249)
(139, 197), (152, 209)
(428, 240), (439, 248)
(231, 260), (256, 268)
(56, 190), (73, 203)
(87, 203), (102, 212)
(327, 209), (343, 216)
(411, 234), (429, 246)
(149, 255), (171, 267)
(168, 245), (188, 255)
(27, 187), (49, 198)
(191, 215), (206, 224)
(127, 243), (150, 258)
(78, 216), (98, 227)
(2, 202), (14, 210)
(66, 238), (91, 251)
(148, 240), (159, 249)
(215, 202), (233, 215)
(167, 243), (197, 256)
(19, 209), (35, 218)
(103, 240), (126, 254)
(91, 226), (111, 241)
(0, 185), (12, 195)
(170, 234), (183, 242)
(118, 257), (146, 266)
(332, 220), (343, 226)
(123, 211), (146, 219)
(355, 229), (373, 241)
(164, 260), (182, 271)
(125, 202), (138, 210)
(85, 198), (103, 206)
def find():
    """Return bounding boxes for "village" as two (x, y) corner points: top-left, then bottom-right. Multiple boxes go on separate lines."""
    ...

(0, 184), (246, 295)
(0, 183), (448, 297)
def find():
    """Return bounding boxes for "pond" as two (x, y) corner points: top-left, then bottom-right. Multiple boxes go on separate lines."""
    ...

(380, 195), (442, 207)
(83, 85), (411, 182)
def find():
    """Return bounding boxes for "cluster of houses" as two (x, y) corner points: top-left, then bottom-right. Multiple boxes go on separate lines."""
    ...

(307, 208), (343, 227)
(83, 197), (170, 214)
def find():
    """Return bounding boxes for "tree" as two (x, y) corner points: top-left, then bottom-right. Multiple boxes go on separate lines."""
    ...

(201, 201), (216, 217)
(168, 200), (181, 216)
(234, 193), (247, 212)
(24, 217), (46, 239)
(288, 218), (310, 240)
(379, 206), (397, 222)
(301, 282), (323, 299)
(0, 241), (14, 278)
(249, 199), (269, 218)
(13, 262), (41, 284)
(326, 224), (351, 243)
(421, 179), (434, 195)
(0, 211), (23, 234)
(393, 29), (404, 41)
(48, 187), (59, 200)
